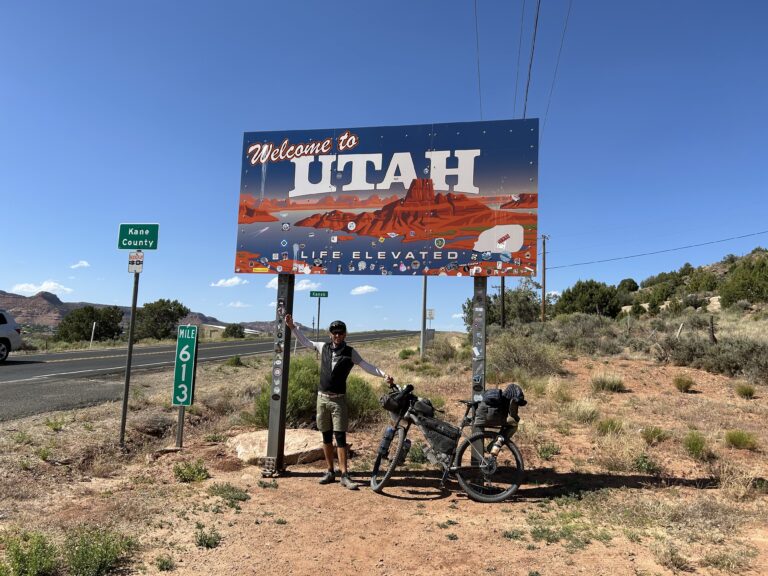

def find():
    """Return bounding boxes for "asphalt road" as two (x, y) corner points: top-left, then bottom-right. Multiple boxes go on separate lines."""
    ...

(0, 331), (416, 422)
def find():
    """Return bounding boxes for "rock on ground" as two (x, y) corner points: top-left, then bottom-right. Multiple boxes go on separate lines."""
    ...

(227, 429), (324, 465)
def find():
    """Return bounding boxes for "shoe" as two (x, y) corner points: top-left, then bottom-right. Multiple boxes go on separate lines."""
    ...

(340, 474), (359, 490)
(318, 470), (336, 485)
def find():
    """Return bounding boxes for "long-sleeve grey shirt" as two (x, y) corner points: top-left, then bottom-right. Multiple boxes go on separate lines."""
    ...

(291, 325), (387, 379)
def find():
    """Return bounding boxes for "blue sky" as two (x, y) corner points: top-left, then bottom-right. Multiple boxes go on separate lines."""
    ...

(3, 1), (767, 332)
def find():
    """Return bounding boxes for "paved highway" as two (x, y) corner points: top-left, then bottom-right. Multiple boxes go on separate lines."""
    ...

(0, 331), (415, 421)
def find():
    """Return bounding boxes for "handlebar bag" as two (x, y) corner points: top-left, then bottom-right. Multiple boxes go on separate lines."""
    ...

(379, 392), (409, 416)
(413, 398), (435, 418)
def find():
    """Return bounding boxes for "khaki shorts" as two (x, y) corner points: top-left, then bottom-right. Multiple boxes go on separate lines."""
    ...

(316, 393), (348, 433)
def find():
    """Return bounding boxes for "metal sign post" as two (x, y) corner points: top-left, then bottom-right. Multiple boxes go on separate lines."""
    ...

(263, 273), (295, 476)
(119, 255), (141, 448)
(471, 276), (488, 402)
(117, 225), (157, 449)
(420, 276), (427, 359)
(172, 325), (199, 448)
(310, 291), (327, 340)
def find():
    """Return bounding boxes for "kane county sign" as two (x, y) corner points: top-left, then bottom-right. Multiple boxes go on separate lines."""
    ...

(235, 119), (538, 277)
(117, 224), (159, 250)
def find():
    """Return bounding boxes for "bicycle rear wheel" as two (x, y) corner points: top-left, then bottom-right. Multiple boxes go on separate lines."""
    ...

(453, 431), (524, 503)
(370, 426), (407, 492)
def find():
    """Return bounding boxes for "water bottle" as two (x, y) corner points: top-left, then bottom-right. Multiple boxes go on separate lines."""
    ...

(398, 439), (412, 465)
(378, 426), (395, 457)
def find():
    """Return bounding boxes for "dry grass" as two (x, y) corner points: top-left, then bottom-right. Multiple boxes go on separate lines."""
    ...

(1, 333), (767, 575)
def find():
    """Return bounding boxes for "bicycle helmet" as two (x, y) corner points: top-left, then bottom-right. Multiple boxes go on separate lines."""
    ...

(329, 320), (347, 333)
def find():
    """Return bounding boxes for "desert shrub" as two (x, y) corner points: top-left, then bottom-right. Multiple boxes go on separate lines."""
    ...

(426, 338), (456, 363)
(661, 335), (768, 383)
(596, 418), (624, 435)
(64, 525), (133, 576)
(653, 541), (692, 572)
(633, 453), (662, 475)
(554, 280), (621, 318)
(673, 374), (695, 393)
(630, 302), (646, 317)
(719, 252), (768, 307)
(173, 459), (210, 483)
(243, 355), (378, 429)
(641, 426), (670, 446)
(222, 323), (245, 338)
(683, 430), (714, 461)
(407, 442), (428, 464)
(244, 355), (319, 428)
(155, 554), (176, 571)
(686, 268), (719, 292)
(55, 305), (124, 342)
(345, 375), (379, 424)
(546, 377), (572, 404)
(724, 430), (758, 451)
(591, 373), (626, 393)
(398, 348), (416, 360)
(734, 383), (755, 399)
(552, 313), (622, 355)
(135, 299), (190, 340)
(487, 332), (562, 382)
(207, 483), (250, 509)
(3, 530), (58, 576)
(224, 355), (244, 367)
(561, 398), (599, 423)
(536, 442), (561, 460)
(194, 525), (221, 549)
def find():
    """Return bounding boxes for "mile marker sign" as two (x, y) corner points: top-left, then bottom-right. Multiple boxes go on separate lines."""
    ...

(118, 223), (159, 250)
(172, 325), (198, 407)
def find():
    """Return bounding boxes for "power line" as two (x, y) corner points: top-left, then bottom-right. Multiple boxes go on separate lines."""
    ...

(548, 230), (768, 270)
(541, 0), (572, 143)
(513, 0), (527, 118)
(473, 0), (483, 120)
(523, 0), (542, 119)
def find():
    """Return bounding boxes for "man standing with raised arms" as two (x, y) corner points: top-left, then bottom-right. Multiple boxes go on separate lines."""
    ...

(284, 314), (394, 490)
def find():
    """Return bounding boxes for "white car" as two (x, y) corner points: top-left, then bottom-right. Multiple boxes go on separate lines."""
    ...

(0, 309), (23, 363)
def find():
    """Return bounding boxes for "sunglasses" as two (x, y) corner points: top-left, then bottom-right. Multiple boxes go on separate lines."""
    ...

(331, 331), (345, 336)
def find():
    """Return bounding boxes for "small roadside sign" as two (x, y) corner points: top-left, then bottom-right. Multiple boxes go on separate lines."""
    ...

(128, 251), (144, 273)
(118, 223), (159, 250)
(172, 325), (198, 407)
(310, 291), (328, 298)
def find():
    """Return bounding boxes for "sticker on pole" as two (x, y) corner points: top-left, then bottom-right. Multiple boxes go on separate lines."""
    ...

(128, 251), (144, 273)
(172, 325), (198, 406)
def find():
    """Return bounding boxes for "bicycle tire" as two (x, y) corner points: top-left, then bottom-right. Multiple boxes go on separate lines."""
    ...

(453, 431), (524, 503)
(370, 426), (407, 493)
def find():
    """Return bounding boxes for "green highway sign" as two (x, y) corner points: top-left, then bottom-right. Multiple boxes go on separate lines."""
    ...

(172, 325), (198, 407)
(118, 223), (159, 250)
(310, 291), (328, 298)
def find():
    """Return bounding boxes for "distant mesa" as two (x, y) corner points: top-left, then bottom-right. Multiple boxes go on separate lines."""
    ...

(239, 197), (279, 223)
(294, 178), (536, 242)
(237, 193), (398, 221)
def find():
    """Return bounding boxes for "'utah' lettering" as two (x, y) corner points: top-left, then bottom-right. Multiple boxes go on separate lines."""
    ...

(287, 150), (480, 197)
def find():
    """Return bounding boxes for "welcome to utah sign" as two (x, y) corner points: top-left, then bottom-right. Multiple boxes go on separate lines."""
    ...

(235, 119), (538, 277)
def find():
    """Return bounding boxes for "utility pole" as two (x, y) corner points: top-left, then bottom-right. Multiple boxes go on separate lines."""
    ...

(540, 235), (547, 322)
(500, 277), (506, 328)
(419, 276), (427, 359)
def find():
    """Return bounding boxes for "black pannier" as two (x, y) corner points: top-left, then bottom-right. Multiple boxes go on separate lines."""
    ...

(474, 383), (527, 427)
(413, 398), (435, 417)
(419, 416), (460, 456)
(379, 392), (409, 416)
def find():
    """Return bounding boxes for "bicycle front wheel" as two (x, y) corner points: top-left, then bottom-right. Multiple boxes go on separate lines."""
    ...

(453, 431), (524, 503)
(370, 426), (407, 493)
